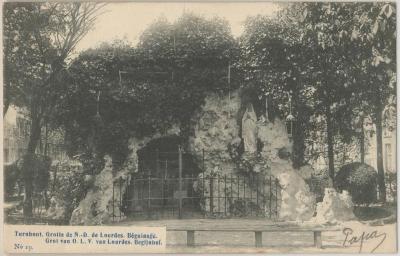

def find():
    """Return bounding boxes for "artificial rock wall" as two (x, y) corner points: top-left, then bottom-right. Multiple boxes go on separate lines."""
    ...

(188, 90), (316, 221)
(70, 89), (327, 224)
(69, 127), (181, 225)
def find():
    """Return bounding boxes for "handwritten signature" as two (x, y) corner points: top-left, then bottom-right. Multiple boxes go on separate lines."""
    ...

(342, 227), (387, 253)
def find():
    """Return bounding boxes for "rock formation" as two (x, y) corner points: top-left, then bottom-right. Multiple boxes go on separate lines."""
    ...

(313, 188), (356, 224)
(70, 88), (354, 224)
(189, 90), (316, 221)
(70, 126), (181, 225)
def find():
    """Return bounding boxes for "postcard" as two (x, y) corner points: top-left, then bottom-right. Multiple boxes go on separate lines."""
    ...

(2, 1), (397, 254)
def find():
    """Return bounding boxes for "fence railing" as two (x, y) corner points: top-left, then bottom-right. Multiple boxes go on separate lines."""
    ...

(112, 173), (281, 221)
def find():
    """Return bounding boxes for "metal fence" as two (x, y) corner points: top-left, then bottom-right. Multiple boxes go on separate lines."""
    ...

(112, 173), (281, 221)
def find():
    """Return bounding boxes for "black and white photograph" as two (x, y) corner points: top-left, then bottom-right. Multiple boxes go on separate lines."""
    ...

(2, 1), (397, 254)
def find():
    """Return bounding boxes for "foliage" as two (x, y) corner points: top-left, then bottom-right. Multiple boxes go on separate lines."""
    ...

(4, 155), (51, 199)
(238, 9), (321, 169)
(240, 3), (396, 186)
(49, 160), (88, 220)
(229, 199), (261, 217)
(335, 162), (378, 205)
(3, 2), (105, 217)
(59, 13), (238, 167)
(4, 2), (104, 122)
(4, 163), (21, 199)
(385, 172), (397, 202)
(307, 169), (331, 202)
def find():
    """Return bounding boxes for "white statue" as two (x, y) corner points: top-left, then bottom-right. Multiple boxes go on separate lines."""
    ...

(242, 103), (258, 153)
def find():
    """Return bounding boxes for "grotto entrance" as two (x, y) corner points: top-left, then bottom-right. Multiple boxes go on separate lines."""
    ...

(120, 136), (203, 219)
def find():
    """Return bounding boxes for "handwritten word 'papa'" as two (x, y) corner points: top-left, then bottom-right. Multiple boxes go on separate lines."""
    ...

(342, 227), (386, 253)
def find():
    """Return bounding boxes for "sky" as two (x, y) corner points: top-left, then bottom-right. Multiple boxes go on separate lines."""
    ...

(76, 2), (282, 52)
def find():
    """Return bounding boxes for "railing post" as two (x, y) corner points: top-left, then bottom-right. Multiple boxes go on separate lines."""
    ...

(119, 177), (122, 219)
(113, 180), (115, 221)
(202, 148), (205, 171)
(178, 145), (183, 219)
(269, 176), (272, 218)
(218, 176), (220, 213)
(243, 176), (246, 214)
(131, 176), (135, 213)
(164, 160), (168, 206)
(156, 148), (160, 175)
(256, 175), (259, 211)
(210, 176), (214, 214)
(148, 175), (151, 219)
(275, 178), (279, 218)
(202, 173), (206, 218)
(224, 175), (227, 215)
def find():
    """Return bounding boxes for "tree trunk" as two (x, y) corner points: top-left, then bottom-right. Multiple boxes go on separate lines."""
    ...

(375, 104), (386, 203)
(44, 122), (49, 156)
(22, 117), (42, 218)
(325, 103), (335, 187)
(292, 90), (305, 169)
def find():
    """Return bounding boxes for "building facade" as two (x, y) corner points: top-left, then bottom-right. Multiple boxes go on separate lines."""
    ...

(4, 105), (68, 164)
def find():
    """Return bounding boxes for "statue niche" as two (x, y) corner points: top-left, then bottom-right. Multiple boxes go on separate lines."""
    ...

(241, 103), (258, 153)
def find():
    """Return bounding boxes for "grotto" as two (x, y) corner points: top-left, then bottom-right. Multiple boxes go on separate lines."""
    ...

(68, 88), (354, 225)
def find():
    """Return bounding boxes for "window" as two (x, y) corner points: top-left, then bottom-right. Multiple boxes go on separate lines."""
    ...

(18, 148), (24, 159)
(385, 143), (393, 172)
(384, 126), (391, 138)
(4, 148), (9, 163)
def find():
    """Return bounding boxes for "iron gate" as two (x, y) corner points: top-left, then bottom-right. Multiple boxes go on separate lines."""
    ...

(111, 146), (281, 221)
(112, 173), (281, 221)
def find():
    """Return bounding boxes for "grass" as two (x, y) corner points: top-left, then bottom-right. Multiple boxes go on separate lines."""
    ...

(353, 203), (396, 221)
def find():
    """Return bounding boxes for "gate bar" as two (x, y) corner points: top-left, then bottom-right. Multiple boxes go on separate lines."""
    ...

(178, 145), (183, 219)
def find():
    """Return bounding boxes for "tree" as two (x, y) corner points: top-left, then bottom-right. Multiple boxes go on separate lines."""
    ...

(295, 2), (395, 193)
(239, 12), (313, 168)
(350, 3), (396, 202)
(59, 14), (238, 172)
(240, 3), (395, 191)
(3, 2), (104, 217)
(239, 4), (357, 179)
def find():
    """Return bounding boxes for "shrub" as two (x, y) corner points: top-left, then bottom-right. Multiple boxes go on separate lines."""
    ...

(307, 169), (330, 203)
(4, 155), (51, 200)
(229, 199), (261, 217)
(49, 160), (88, 220)
(385, 172), (397, 202)
(4, 162), (21, 199)
(335, 162), (378, 205)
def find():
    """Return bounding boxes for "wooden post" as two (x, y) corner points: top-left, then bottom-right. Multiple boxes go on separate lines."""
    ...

(255, 231), (262, 247)
(178, 145), (183, 219)
(187, 230), (195, 247)
(314, 231), (322, 248)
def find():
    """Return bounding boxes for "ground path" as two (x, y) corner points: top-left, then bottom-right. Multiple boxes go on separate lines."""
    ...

(114, 219), (396, 253)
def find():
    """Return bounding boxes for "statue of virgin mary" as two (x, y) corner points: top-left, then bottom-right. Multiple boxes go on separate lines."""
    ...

(242, 103), (257, 153)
